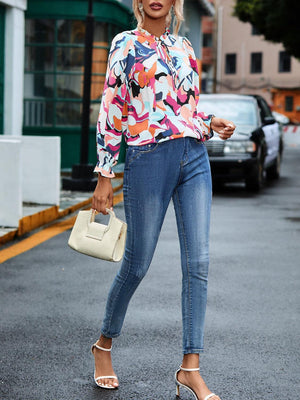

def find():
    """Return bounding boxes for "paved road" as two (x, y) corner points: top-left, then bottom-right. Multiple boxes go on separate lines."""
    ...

(1, 145), (299, 400)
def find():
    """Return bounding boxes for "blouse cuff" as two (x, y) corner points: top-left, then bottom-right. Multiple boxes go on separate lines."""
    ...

(199, 113), (214, 140)
(94, 162), (115, 179)
(207, 114), (215, 138)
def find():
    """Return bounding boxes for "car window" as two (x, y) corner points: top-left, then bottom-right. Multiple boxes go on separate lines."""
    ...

(198, 99), (257, 127)
(257, 97), (273, 119)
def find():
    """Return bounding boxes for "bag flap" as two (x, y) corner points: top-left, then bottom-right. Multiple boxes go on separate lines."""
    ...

(86, 221), (107, 241)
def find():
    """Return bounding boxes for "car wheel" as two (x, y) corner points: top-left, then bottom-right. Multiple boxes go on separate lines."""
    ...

(266, 151), (281, 180)
(245, 157), (264, 192)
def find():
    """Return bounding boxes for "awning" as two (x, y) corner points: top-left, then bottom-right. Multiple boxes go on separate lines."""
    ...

(26, 0), (134, 30)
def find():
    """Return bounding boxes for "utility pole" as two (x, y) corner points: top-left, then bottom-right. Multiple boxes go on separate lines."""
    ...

(63, 0), (97, 191)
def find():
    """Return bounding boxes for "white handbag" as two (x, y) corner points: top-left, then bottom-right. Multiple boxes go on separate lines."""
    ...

(68, 208), (127, 262)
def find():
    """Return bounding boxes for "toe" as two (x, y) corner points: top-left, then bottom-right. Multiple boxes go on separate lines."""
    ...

(97, 377), (118, 388)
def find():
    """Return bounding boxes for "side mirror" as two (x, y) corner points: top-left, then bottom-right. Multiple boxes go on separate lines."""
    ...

(263, 116), (276, 126)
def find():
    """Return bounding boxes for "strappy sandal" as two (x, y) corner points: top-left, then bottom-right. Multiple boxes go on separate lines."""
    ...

(91, 342), (118, 389)
(175, 365), (218, 400)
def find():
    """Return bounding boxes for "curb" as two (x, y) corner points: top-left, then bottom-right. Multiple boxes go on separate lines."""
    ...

(0, 176), (124, 247)
(0, 198), (92, 246)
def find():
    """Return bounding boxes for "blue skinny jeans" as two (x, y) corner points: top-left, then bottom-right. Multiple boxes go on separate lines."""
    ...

(101, 137), (212, 354)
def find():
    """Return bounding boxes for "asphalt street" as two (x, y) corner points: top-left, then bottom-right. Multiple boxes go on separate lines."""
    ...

(1, 145), (299, 400)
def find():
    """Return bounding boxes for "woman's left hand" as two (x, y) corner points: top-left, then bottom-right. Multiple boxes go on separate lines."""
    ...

(210, 117), (236, 140)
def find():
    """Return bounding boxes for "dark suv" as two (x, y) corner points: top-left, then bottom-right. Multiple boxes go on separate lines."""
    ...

(199, 94), (284, 191)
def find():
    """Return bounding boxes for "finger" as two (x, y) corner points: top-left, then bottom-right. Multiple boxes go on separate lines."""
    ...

(224, 126), (235, 133)
(100, 203), (108, 214)
(92, 196), (99, 212)
(108, 190), (114, 210)
(218, 129), (232, 135)
(219, 133), (230, 140)
(96, 196), (108, 214)
(223, 130), (234, 136)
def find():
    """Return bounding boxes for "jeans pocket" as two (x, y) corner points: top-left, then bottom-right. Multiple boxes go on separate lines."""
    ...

(126, 143), (160, 165)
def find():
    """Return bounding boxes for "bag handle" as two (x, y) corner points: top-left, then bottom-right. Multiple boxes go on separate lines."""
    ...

(90, 208), (116, 231)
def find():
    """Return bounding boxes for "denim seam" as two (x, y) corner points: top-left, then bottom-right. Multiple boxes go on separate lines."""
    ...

(177, 142), (185, 186)
(174, 189), (192, 353)
(103, 168), (133, 336)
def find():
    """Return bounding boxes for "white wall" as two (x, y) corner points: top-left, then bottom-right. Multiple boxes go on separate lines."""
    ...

(0, 135), (61, 208)
(2, 0), (26, 135)
(21, 136), (61, 205)
(0, 139), (22, 227)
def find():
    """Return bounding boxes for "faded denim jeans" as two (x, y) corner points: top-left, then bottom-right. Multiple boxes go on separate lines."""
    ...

(101, 137), (212, 354)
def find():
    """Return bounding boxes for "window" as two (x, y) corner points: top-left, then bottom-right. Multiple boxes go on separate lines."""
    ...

(203, 33), (212, 48)
(285, 96), (294, 112)
(256, 96), (273, 123)
(250, 52), (262, 73)
(24, 19), (119, 127)
(279, 51), (291, 73)
(251, 25), (260, 35)
(225, 53), (236, 74)
(198, 99), (257, 127)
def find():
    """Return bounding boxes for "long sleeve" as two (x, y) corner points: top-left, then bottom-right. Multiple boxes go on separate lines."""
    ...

(94, 33), (133, 177)
(182, 38), (214, 141)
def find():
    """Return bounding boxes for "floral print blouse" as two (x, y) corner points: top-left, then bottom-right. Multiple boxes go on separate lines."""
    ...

(95, 27), (214, 178)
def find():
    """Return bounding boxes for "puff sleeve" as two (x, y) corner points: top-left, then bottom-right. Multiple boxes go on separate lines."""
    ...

(94, 33), (134, 177)
(182, 37), (214, 141)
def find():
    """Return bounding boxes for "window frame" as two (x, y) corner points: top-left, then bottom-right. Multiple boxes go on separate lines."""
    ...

(279, 51), (291, 73)
(225, 53), (237, 75)
(250, 52), (263, 74)
(251, 25), (260, 35)
(24, 18), (119, 128)
(203, 33), (213, 48)
(285, 96), (294, 112)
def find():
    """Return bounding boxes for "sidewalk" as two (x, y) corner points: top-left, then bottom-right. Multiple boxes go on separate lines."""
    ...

(0, 174), (124, 246)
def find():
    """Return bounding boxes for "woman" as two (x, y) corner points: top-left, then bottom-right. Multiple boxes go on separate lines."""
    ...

(91, 0), (235, 399)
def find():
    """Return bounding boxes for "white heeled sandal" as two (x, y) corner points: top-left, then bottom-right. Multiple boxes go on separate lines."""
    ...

(175, 365), (217, 400)
(91, 343), (118, 389)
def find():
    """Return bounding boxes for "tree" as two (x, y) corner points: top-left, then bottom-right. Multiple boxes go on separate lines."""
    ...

(233, 0), (300, 59)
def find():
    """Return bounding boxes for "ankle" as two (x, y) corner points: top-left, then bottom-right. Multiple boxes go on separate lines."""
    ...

(97, 335), (112, 349)
(182, 353), (200, 370)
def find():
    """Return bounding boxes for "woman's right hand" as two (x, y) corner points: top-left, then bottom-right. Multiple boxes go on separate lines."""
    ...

(92, 174), (114, 214)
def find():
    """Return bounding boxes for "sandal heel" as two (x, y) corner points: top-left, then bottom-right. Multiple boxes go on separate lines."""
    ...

(91, 342), (118, 390)
(174, 365), (218, 400)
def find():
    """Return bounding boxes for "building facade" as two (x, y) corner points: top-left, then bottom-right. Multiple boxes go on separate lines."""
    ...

(215, 0), (300, 123)
(23, 0), (134, 168)
(1, 0), (215, 168)
(200, 0), (214, 93)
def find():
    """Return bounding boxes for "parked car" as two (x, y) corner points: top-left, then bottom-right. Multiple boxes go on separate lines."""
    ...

(199, 94), (284, 191)
(272, 111), (290, 125)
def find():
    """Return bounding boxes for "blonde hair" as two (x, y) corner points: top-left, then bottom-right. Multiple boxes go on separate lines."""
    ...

(133, 0), (184, 36)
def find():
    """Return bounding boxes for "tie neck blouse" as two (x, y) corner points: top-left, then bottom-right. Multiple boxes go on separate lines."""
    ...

(95, 27), (214, 178)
